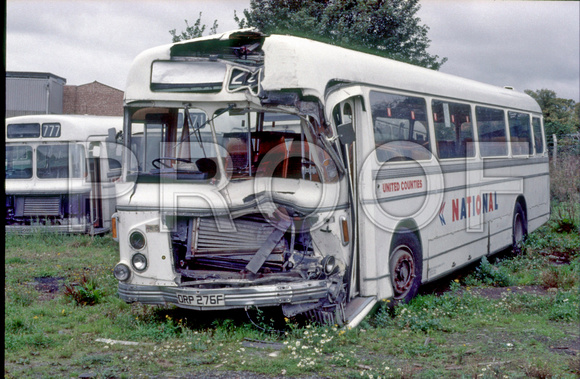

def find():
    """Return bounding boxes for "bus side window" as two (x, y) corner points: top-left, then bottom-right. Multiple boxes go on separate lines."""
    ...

(70, 144), (85, 178)
(532, 117), (544, 154)
(370, 90), (431, 162)
(5, 145), (33, 179)
(37, 145), (70, 179)
(432, 100), (474, 159)
(508, 111), (532, 156)
(476, 106), (508, 157)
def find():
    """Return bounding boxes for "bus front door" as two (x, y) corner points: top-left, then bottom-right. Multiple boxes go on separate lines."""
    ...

(88, 142), (103, 233)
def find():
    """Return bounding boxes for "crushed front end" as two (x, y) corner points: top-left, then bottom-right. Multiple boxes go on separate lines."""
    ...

(115, 197), (349, 323)
(114, 29), (352, 324)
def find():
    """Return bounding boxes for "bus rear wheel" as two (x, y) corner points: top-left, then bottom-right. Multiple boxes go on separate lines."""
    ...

(389, 229), (422, 303)
(512, 202), (527, 254)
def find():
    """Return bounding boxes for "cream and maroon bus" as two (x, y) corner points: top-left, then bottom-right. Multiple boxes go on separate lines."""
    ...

(112, 30), (549, 326)
(5, 115), (123, 234)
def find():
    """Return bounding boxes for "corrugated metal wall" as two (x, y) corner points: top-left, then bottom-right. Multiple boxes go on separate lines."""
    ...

(6, 74), (65, 117)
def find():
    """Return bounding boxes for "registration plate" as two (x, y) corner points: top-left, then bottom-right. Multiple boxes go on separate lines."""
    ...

(176, 293), (225, 306)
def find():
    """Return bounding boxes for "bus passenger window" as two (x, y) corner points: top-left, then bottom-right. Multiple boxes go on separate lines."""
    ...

(370, 91), (431, 162)
(432, 100), (474, 159)
(532, 117), (544, 154)
(476, 107), (508, 157)
(37, 145), (70, 179)
(5, 145), (33, 179)
(508, 111), (532, 156)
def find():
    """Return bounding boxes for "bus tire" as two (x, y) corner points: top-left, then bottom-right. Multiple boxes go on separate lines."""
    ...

(512, 202), (527, 254)
(389, 229), (422, 303)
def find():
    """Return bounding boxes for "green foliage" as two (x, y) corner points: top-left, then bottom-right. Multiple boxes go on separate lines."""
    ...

(5, 223), (580, 378)
(169, 12), (218, 42)
(525, 225), (580, 256)
(525, 89), (579, 137)
(235, 0), (446, 70)
(551, 154), (580, 234)
(373, 283), (480, 333)
(541, 265), (578, 290)
(466, 256), (514, 287)
(548, 291), (580, 321)
(63, 274), (105, 306)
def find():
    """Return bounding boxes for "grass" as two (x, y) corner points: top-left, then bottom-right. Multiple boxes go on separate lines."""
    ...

(5, 190), (580, 378)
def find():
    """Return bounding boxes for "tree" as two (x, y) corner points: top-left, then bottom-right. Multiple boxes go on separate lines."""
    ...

(169, 12), (218, 42)
(525, 89), (579, 138)
(234, 0), (446, 70)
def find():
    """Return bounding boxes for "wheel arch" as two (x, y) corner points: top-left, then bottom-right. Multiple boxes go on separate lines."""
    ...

(389, 218), (423, 255)
(388, 218), (424, 302)
(515, 194), (528, 221)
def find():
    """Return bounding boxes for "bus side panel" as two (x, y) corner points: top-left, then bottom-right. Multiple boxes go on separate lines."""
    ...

(357, 205), (388, 299)
(524, 159), (551, 233)
(426, 156), (550, 281)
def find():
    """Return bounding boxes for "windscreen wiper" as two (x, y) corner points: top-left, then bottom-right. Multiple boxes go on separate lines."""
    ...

(176, 104), (236, 148)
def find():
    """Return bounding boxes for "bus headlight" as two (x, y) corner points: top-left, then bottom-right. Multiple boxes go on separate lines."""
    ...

(131, 253), (148, 272)
(321, 255), (338, 275)
(113, 263), (131, 281)
(129, 230), (146, 250)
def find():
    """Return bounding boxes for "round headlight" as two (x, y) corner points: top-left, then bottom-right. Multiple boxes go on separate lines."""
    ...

(322, 255), (337, 275)
(131, 253), (148, 272)
(113, 263), (131, 281)
(129, 230), (146, 250)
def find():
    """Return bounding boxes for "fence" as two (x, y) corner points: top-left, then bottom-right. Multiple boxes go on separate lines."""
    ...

(549, 133), (580, 164)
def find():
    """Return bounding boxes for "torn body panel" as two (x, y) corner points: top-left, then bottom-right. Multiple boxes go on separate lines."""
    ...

(116, 201), (350, 323)
(115, 101), (352, 323)
(115, 30), (355, 324)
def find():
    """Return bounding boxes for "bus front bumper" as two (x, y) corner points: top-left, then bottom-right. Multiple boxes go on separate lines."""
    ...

(117, 280), (330, 310)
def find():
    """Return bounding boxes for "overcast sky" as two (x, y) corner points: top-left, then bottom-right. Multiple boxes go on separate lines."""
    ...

(6, 0), (580, 102)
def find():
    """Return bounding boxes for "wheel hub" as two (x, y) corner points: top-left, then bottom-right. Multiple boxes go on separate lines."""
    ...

(391, 248), (416, 297)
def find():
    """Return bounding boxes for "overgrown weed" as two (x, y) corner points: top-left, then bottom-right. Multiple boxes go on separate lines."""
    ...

(524, 358), (556, 379)
(551, 153), (580, 233)
(464, 256), (513, 287)
(63, 274), (104, 306)
(5, 195), (580, 378)
(541, 265), (577, 290)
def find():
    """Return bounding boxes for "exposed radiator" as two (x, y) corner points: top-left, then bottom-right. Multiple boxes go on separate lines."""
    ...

(193, 215), (284, 255)
(23, 197), (61, 216)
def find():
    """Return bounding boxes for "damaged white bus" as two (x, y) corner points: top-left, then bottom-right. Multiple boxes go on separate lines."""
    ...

(113, 30), (550, 326)
(5, 115), (123, 234)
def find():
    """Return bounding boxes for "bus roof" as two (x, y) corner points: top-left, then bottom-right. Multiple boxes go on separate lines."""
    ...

(125, 29), (541, 114)
(5, 114), (123, 142)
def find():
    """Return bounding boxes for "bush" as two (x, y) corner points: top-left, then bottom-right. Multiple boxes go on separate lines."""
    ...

(63, 274), (104, 306)
(466, 256), (513, 287)
(551, 153), (580, 232)
(548, 291), (580, 322)
(541, 264), (578, 290)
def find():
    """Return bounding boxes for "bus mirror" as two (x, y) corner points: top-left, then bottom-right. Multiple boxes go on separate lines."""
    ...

(107, 128), (117, 142)
(337, 122), (355, 144)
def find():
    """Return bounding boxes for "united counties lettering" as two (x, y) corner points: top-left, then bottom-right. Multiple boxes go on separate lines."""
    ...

(382, 179), (423, 193)
(451, 192), (499, 222)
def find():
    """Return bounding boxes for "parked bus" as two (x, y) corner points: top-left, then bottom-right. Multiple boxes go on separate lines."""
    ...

(5, 115), (123, 234)
(112, 30), (549, 326)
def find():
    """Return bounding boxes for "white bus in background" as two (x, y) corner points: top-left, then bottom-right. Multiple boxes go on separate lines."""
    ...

(112, 29), (549, 326)
(5, 115), (123, 234)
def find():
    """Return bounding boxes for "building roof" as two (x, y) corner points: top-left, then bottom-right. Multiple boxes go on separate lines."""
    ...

(68, 80), (123, 92)
(6, 71), (67, 83)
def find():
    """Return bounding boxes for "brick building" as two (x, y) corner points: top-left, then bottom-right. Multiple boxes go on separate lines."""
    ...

(63, 81), (124, 116)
